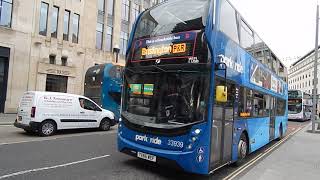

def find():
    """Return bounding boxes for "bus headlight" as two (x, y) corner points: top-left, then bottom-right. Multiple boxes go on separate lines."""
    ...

(192, 129), (201, 136)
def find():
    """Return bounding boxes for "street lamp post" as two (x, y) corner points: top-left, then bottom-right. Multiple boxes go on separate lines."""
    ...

(312, 4), (319, 133)
(113, 45), (120, 64)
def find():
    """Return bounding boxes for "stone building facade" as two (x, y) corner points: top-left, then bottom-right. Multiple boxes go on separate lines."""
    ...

(0, 0), (164, 113)
(288, 47), (320, 94)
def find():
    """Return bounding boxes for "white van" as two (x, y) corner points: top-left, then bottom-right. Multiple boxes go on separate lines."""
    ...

(14, 91), (116, 136)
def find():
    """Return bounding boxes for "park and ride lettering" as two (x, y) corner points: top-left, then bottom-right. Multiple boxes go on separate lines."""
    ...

(135, 135), (162, 145)
(218, 54), (243, 73)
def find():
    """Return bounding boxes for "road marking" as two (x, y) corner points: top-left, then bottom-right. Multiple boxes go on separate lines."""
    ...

(0, 125), (13, 127)
(0, 154), (111, 179)
(223, 127), (302, 180)
(0, 130), (117, 146)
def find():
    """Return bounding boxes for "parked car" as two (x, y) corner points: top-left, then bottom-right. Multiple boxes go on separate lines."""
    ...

(14, 91), (116, 136)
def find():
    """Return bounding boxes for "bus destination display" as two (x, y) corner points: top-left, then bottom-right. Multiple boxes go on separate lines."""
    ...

(130, 31), (197, 62)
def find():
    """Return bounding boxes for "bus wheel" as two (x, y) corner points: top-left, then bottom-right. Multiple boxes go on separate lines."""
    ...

(235, 133), (248, 166)
(100, 118), (111, 131)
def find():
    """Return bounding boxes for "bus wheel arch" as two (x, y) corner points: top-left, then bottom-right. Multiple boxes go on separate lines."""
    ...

(277, 123), (284, 141)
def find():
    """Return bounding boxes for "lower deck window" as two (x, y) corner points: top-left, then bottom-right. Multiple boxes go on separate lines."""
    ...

(46, 74), (68, 93)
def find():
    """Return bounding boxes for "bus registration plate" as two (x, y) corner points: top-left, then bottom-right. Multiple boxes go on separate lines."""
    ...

(137, 152), (156, 162)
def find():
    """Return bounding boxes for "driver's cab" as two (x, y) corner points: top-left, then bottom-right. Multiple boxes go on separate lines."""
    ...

(79, 98), (102, 111)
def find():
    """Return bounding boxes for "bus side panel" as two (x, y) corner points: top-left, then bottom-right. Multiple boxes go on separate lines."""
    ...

(246, 117), (270, 152)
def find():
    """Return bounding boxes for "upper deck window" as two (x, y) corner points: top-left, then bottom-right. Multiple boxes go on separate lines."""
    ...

(219, 0), (239, 43)
(133, 0), (209, 39)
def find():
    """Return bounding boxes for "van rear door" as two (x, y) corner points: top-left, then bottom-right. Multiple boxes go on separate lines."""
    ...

(17, 92), (35, 125)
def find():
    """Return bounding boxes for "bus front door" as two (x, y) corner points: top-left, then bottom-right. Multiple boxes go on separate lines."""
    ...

(209, 82), (235, 170)
(269, 97), (276, 141)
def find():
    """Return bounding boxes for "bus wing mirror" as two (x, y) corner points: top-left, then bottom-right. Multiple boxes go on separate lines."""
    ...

(216, 86), (227, 103)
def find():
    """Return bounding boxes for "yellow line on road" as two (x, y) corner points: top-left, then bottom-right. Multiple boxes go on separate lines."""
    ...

(223, 127), (302, 180)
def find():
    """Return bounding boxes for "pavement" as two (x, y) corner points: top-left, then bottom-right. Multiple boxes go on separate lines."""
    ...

(238, 122), (320, 180)
(0, 114), (16, 125)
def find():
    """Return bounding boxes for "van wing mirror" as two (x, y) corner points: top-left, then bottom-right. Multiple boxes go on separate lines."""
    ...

(216, 86), (227, 103)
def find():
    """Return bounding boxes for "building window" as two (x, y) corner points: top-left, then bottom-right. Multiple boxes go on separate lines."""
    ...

(96, 0), (105, 50)
(49, 55), (56, 64)
(46, 74), (68, 93)
(51, 6), (59, 38)
(120, 31), (128, 55)
(72, 13), (80, 43)
(151, 0), (157, 6)
(0, 0), (13, 27)
(96, 23), (103, 49)
(98, 0), (105, 12)
(63, 10), (70, 41)
(39, 2), (49, 36)
(121, 0), (129, 22)
(131, 2), (140, 26)
(61, 57), (67, 66)
(107, 0), (114, 15)
(105, 26), (112, 51)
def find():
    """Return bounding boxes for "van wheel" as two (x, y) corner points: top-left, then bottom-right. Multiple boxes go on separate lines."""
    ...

(39, 121), (56, 136)
(100, 119), (111, 131)
(235, 133), (248, 166)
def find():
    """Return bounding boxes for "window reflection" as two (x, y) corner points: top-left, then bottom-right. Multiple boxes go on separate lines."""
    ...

(0, 0), (13, 27)
(51, 6), (59, 38)
(72, 13), (80, 43)
(39, 2), (49, 36)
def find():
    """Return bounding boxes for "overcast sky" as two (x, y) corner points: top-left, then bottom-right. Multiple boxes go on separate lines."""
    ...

(229, 0), (318, 67)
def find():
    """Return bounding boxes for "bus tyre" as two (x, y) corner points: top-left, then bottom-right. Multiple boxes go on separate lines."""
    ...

(38, 120), (56, 137)
(100, 118), (111, 131)
(235, 134), (248, 166)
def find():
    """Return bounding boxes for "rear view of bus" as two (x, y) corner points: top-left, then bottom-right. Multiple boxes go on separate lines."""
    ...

(85, 63), (123, 120)
(288, 90), (312, 121)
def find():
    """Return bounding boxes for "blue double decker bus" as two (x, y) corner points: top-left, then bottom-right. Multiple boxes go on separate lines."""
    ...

(85, 63), (123, 120)
(118, 0), (288, 175)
